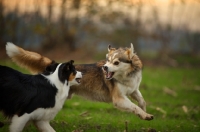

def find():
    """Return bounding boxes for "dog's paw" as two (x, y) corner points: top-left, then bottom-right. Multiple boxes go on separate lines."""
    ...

(138, 113), (154, 120)
(144, 114), (154, 121)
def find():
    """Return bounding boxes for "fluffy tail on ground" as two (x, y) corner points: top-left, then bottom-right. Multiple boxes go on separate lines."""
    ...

(6, 42), (53, 74)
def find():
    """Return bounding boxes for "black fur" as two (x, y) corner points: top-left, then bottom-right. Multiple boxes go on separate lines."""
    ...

(58, 60), (76, 85)
(42, 61), (59, 76)
(0, 60), (77, 119)
(0, 65), (58, 118)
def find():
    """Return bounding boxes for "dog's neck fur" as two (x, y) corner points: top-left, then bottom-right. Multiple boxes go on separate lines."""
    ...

(42, 63), (69, 100)
(114, 69), (142, 87)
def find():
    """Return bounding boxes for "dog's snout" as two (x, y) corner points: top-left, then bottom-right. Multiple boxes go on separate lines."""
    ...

(103, 66), (108, 71)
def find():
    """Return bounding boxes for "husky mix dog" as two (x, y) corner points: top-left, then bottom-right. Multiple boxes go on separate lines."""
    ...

(6, 42), (153, 121)
(0, 58), (82, 132)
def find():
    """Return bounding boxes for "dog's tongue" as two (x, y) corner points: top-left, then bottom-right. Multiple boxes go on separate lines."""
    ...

(106, 72), (113, 79)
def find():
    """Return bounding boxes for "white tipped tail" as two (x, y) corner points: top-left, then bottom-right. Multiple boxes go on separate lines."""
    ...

(6, 42), (20, 58)
(5, 42), (53, 74)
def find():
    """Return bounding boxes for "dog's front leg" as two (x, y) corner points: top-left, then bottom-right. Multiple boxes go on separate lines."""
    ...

(35, 121), (55, 132)
(130, 89), (146, 111)
(112, 90), (153, 120)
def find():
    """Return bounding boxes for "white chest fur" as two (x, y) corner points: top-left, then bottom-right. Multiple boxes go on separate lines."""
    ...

(30, 82), (69, 121)
(116, 70), (142, 95)
(30, 63), (70, 121)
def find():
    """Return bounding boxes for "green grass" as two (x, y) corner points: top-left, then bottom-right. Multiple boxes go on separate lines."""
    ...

(0, 61), (200, 132)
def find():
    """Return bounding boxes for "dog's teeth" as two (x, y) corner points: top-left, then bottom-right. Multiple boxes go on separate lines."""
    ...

(76, 78), (81, 83)
(107, 72), (111, 78)
(105, 71), (114, 79)
(108, 72), (111, 77)
(106, 72), (110, 77)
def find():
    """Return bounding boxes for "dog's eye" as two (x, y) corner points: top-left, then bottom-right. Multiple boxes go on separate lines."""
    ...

(113, 61), (119, 65)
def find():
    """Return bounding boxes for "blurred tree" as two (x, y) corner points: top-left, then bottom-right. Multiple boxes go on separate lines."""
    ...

(4, 3), (19, 45)
(73, 0), (81, 9)
(186, 32), (200, 55)
(42, 0), (77, 51)
(1, 0), (200, 60)
(42, 0), (55, 50)
(131, 1), (142, 54)
(0, 0), (5, 48)
(59, 0), (76, 51)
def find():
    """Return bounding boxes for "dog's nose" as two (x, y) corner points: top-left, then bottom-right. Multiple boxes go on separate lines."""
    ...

(103, 66), (108, 71)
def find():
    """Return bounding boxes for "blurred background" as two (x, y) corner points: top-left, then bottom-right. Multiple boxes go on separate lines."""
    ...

(0, 0), (200, 66)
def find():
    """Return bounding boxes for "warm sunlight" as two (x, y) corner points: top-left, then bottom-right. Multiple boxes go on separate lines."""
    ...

(2, 0), (200, 31)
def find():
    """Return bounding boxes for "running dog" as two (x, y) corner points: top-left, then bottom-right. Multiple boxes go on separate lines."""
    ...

(0, 60), (82, 132)
(6, 42), (153, 120)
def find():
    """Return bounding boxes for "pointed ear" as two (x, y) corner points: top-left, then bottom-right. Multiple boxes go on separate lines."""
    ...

(69, 60), (74, 65)
(108, 44), (112, 52)
(62, 62), (70, 71)
(108, 44), (116, 53)
(126, 43), (134, 59)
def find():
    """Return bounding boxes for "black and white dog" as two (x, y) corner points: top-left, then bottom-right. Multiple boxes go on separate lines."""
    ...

(0, 60), (82, 132)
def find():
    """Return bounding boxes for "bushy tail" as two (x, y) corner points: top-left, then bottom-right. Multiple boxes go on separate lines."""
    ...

(6, 42), (53, 74)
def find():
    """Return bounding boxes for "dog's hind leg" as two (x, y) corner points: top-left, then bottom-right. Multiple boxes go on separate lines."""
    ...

(35, 120), (55, 132)
(10, 114), (30, 132)
(130, 90), (146, 112)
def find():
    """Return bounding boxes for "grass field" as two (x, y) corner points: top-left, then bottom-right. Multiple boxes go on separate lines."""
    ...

(0, 61), (200, 132)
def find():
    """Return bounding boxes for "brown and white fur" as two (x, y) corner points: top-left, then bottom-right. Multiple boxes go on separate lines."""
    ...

(6, 42), (153, 120)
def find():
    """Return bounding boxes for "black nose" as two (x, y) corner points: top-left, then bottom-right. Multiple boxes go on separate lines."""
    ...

(103, 66), (108, 71)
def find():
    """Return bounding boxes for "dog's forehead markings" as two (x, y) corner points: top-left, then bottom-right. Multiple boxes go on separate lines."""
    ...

(113, 58), (119, 62)
(112, 53), (118, 60)
(108, 52), (118, 62)
(107, 48), (129, 63)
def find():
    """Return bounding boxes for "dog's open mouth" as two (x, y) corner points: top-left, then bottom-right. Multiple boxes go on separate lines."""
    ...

(75, 78), (81, 83)
(105, 71), (114, 80)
